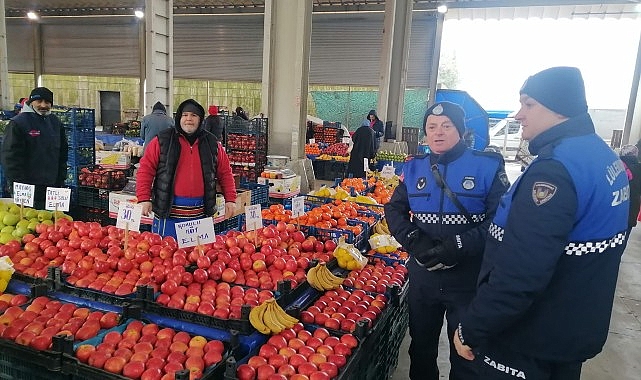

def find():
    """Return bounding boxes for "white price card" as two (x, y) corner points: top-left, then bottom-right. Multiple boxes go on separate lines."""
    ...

(116, 202), (143, 232)
(292, 196), (305, 218)
(13, 182), (35, 207)
(45, 187), (71, 212)
(245, 204), (263, 231)
(175, 217), (216, 248)
(364, 158), (370, 173)
(309, 138), (315, 144)
(381, 165), (395, 179)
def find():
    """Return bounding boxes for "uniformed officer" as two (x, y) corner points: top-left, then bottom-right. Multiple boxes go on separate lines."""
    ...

(454, 67), (629, 380)
(385, 101), (509, 380)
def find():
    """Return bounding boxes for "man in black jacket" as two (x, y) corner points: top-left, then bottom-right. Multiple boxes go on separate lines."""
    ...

(1, 87), (68, 209)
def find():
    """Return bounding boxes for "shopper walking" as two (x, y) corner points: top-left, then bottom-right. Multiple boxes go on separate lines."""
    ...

(204, 105), (224, 142)
(367, 109), (385, 151)
(346, 120), (376, 179)
(385, 101), (509, 380)
(454, 67), (630, 380)
(619, 144), (641, 235)
(136, 99), (237, 238)
(1, 87), (68, 209)
(141, 101), (174, 151)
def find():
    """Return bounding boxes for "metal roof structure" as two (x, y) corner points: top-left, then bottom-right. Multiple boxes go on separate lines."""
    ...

(4, 0), (641, 18)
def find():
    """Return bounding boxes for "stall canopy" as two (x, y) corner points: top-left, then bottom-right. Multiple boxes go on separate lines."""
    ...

(435, 89), (489, 151)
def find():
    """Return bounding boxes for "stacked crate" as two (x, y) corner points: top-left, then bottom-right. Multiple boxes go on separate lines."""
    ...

(224, 117), (268, 182)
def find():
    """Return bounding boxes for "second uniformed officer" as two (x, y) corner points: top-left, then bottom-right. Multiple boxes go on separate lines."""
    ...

(385, 101), (509, 380)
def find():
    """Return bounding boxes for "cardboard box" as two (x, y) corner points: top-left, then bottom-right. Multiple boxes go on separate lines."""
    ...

(96, 151), (131, 168)
(231, 189), (251, 217)
(108, 192), (153, 224)
(257, 175), (301, 198)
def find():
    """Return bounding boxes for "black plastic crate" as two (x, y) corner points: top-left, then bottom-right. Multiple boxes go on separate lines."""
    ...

(77, 187), (109, 210)
(214, 214), (241, 234)
(71, 207), (113, 225)
(0, 339), (68, 380)
(78, 165), (131, 190)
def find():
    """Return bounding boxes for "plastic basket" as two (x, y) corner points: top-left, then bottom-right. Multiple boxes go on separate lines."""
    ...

(53, 107), (96, 130)
(76, 186), (109, 210)
(78, 165), (131, 190)
(239, 182), (269, 207)
(214, 214), (242, 234)
(0, 340), (67, 380)
(66, 127), (95, 148)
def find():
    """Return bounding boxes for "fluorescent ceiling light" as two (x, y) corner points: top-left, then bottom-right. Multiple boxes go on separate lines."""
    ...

(27, 11), (39, 20)
(437, 5), (448, 14)
(135, 10), (144, 19)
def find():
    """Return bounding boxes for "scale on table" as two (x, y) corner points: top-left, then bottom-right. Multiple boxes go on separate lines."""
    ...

(262, 167), (296, 179)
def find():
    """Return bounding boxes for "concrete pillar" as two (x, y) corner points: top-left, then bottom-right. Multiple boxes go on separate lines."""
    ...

(33, 23), (43, 87)
(623, 27), (641, 146)
(142, 0), (173, 116)
(427, 13), (445, 108)
(0, 0), (10, 110)
(377, 0), (413, 140)
(261, 0), (312, 159)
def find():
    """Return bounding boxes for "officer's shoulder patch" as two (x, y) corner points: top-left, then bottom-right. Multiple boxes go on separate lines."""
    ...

(531, 182), (557, 206)
(499, 171), (510, 187)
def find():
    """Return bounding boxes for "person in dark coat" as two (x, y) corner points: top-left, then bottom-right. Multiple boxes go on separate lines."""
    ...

(204, 105), (224, 142)
(367, 109), (385, 151)
(346, 120), (376, 178)
(141, 101), (174, 150)
(235, 106), (249, 121)
(620, 144), (641, 232)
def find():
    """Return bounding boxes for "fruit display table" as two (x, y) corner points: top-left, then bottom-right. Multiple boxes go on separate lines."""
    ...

(0, 174), (409, 380)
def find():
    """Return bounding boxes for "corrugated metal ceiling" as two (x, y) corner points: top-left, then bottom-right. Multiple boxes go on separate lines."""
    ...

(4, 0), (641, 18)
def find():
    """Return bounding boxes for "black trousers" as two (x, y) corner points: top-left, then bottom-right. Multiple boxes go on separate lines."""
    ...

(407, 262), (478, 380)
(474, 341), (582, 380)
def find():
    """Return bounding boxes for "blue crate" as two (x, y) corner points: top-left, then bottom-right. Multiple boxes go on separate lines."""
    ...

(240, 181), (269, 207)
(66, 127), (95, 148)
(53, 107), (95, 130)
(214, 214), (242, 234)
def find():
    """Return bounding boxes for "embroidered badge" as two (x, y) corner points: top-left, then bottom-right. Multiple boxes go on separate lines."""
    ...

(532, 182), (557, 205)
(432, 104), (444, 115)
(499, 171), (509, 187)
(462, 176), (475, 190)
(28, 130), (40, 137)
(416, 177), (427, 190)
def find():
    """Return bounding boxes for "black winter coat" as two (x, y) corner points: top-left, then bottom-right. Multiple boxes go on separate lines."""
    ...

(347, 125), (375, 178)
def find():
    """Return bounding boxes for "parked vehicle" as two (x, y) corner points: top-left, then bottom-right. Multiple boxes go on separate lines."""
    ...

(487, 114), (521, 158)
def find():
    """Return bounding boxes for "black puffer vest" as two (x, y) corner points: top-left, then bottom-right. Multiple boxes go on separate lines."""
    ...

(152, 128), (219, 218)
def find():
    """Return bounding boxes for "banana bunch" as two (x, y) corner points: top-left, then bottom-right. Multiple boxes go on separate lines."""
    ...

(249, 298), (299, 335)
(346, 195), (379, 205)
(307, 263), (344, 291)
(99, 153), (121, 165)
(373, 218), (391, 234)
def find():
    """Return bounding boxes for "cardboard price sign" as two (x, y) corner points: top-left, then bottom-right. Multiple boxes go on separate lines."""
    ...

(13, 183), (35, 207)
(245, 204), (262, 231)
(175, 217), (216, 248)
(45, 187), (71, 212)
(363, 158), (370, 173)
(116, 202), (143, 232)
(292, 196), (305, 218)
(380, 165), (395, 179)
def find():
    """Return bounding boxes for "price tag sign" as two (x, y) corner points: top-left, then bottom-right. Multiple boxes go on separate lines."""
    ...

(363, 158), (370, 173)
(309, 138), (315, 144)
(45, 187), (71, 212)
(175, 217), (215, 248)
(13, 182), (35, 207)
(116, 202), (143, 232)
(381, 165), (395, 179)
(292, 196), (305, 218)
(245, 204), (262, 231)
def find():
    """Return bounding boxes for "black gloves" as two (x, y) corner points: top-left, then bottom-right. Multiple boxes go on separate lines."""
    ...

(405, 229), (435, 258)
(415, 234), (464, 271)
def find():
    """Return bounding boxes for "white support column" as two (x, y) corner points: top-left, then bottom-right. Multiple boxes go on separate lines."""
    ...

(378, 0), (413, 140)
(142, 0), (173, 116)
(623, 27), (641, 146)
(0, 0), (10, 109)
(33, 23), (43, 87)
(261, 0), (313, 159)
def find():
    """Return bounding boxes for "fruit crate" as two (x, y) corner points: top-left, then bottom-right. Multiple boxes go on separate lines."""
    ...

(78, 165), (131, 190)
(225, 117), (268, 136)
(304, 194), (385, 216)
(214, 214), (242, 234)
(65, 126), (95, 149)
(71, 207), (114, 225)
(239, 182), (269, 208)
(53, 107), (96, 130)
(0, 338), (68, 380)
(312, 124), (344, 144)
(77, 186), (109, 210)
(62, 316), (234, 380)
(68, 147), (95, 167)
(312, 159), (347, 181)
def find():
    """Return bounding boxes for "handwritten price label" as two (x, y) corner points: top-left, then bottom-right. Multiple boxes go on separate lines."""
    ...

(45, 187), (71, 211)
(245, 204), (262, 231)
(292, 196), (305, 218)
(116, 202), (142, 232)
(175, 217), (215, 248)
(13, 183), (35, 207)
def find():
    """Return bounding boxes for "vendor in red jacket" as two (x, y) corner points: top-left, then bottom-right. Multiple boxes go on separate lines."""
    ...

(136, 99), (237, 237)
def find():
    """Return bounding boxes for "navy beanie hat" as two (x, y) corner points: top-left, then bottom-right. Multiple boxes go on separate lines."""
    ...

(28, 87), (53, 105)
(423, 101), (466, 137)
(520, 66), (588, 118)
(152, 101), (166, 112)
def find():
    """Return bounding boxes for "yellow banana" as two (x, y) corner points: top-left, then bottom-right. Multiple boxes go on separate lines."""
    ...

(249, 303), (271, 334)
(306, 265), (325, 291)
(318, 264), (344, 288)
(268, 299), (299, 328)
(315, 264), (337, 290)
(263, 302), (286, 334)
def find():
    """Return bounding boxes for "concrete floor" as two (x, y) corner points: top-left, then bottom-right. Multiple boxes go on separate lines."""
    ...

(389, 163), (641, 380)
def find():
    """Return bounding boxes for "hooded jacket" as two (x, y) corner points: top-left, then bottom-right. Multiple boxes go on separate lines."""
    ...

(136, 99), (236, 218)
(368, 110), (384, 150)
(1, 103), (68, 187)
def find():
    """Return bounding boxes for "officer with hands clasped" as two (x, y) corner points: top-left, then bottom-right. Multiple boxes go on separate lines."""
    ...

(453, 67), (630, 380)
(385, 101), (509, 380)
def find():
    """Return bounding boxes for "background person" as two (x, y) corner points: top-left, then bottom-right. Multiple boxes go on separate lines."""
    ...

(619, 144), (641, 235)
(1, 87), (68, 209)
(234, 106), (249, 121)
(141, 101), (174, 151)
(136, 99), (237, 238)
(385, 101), (508, 380)
(367, 109), (385, 151)
(454, 67), (629, 380)
(204, 105), (224, 142)
(346, 120), (376, 178)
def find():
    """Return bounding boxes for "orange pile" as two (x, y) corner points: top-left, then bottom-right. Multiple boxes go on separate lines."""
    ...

(367, 182), (393, 205)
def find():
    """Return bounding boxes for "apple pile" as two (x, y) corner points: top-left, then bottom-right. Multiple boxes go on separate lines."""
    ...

(182, 224), (337, 291)
(75, 320), (226, 380)
(227, 133), (266, 151)
(0, 292), (29, 312)
(321, 143), (349, 157)
(236, 323), (358, 380)
(79, 166), (127, 189)
(155, 279), (274, 320)
(0, 296), (119, 350)
(299, 288), (387, 333)
(342, 260), (408, 294)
